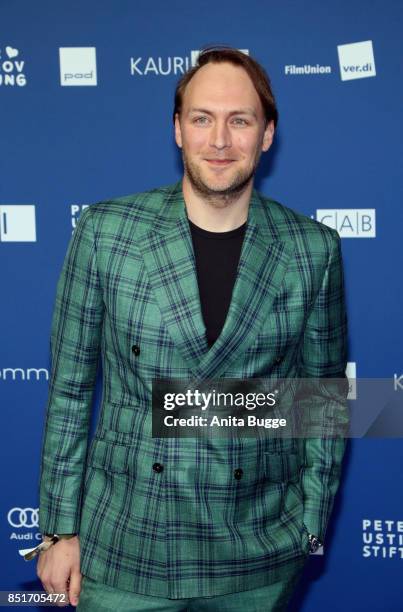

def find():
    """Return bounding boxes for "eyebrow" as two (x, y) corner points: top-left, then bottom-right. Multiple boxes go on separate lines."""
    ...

(187, 107), (258, 119)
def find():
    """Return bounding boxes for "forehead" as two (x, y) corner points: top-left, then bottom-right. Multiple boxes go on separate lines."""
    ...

(182, 62), (263, 116)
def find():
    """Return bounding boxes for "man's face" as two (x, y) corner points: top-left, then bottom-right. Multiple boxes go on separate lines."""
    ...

(175, 62), (274, 199)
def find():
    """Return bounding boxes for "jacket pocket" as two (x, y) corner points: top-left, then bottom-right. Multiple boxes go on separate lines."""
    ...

(86, 438), (130, 474)
(264, 451), (301, 483)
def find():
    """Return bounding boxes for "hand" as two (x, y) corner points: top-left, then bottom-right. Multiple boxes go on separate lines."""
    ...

(37, 536), (81, 607)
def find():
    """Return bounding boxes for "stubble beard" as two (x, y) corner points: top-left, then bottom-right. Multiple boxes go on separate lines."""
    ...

(181, 149), (260, 209)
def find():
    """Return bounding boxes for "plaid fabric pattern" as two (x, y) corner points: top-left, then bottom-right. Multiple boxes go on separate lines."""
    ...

(38, 180), (348, 598)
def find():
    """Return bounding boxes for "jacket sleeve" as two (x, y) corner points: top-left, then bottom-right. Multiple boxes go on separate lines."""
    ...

(298, 230), (349, 543)
(38, 206), (104, 534)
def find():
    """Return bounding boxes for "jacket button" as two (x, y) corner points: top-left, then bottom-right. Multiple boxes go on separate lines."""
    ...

(152, 462), (164, 473)
(274, 355), (283, 365)
(234, 468), (243, 480)
(132, 345), (140, 356)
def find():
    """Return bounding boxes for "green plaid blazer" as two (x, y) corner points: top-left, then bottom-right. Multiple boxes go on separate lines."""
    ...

(38, 180), (348, 598)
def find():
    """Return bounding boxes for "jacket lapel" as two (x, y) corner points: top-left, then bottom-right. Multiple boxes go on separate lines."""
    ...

(136, 181), (293, 380)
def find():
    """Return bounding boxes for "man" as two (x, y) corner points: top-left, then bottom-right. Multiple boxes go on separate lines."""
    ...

(33, 47), (349, 610)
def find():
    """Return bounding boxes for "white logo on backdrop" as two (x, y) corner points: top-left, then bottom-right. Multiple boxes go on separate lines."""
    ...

(130, 49), (249, 76)
(316, 209), (376, 238)
(337, 40), (376, 81)
(8, 507), (42, 551)
(284, 64), (331, 75)
(0, 367), (48, 381)
(363, 519), (403, 559)
(0, 46), (26, 87)
(8, 508), (39, 528)
(130, 55), (192, 76)
(59, 47), (97, 86)
(0, 205), (36, 242)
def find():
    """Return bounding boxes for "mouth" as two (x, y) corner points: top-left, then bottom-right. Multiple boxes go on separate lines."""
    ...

(204, 159), (235, 166)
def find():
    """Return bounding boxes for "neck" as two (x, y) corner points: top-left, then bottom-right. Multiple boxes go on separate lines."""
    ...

(181, 175), (253, 232)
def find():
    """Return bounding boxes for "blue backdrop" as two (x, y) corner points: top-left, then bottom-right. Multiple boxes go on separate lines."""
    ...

(1, 1), (403, 610)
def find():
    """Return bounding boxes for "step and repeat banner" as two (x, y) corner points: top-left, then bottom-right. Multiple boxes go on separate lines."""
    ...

(1, 1), (402, 610)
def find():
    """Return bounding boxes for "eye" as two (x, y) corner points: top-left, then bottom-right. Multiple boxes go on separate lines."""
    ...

(193, 116), (210, 125)
(232, 117), (248, 126)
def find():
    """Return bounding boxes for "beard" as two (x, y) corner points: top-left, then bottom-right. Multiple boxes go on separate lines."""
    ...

(181, 148), (261, 208)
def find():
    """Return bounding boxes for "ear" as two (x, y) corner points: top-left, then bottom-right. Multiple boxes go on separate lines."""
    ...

(174, 113), (183, 148)
(261, 119), (275, 152)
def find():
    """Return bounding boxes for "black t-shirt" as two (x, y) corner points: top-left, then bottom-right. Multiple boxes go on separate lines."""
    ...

(188, 217), (247, 348)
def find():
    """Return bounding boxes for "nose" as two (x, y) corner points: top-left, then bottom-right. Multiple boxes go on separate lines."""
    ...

(209, 119), (231, 150)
